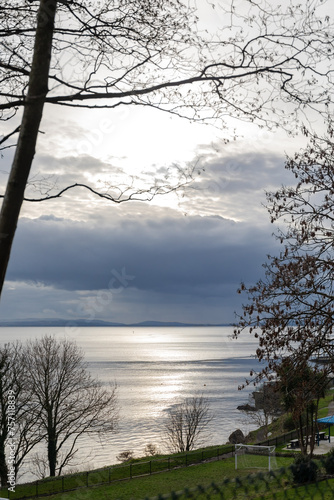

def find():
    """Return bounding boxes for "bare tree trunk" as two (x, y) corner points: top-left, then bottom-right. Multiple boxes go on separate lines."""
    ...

(298, 415), (307, 456)
(0, 0), (57, 297)
(0, 353), (9, 485)
(47, 430), (57, 477)
(0, 438), (8, 486)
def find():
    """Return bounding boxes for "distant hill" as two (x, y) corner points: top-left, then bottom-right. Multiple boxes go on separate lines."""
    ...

(127, 320), (228, 327)
(0, 318), (229, 327)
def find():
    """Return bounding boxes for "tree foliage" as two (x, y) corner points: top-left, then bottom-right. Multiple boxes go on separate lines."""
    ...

(290, 454), (319, 484)
(240, 383), (283, 439)
(278, 359), (328, 455)
(234, 121), (334, 454)
(116, 450), (134, 463)
(236, 122), (334, 381)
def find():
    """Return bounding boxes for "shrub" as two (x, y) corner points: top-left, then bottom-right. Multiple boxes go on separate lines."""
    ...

(290, 455), (318, 484)
(323, 448), (334, 475)
(144, 443), (160, 456)
(116, 450), (134, 463)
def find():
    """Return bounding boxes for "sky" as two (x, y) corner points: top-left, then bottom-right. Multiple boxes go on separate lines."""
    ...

(0, 0), (325, 325)
(0, 109), (301, 325)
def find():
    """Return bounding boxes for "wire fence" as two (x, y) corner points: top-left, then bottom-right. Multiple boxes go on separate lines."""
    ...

(3, 455), (334, 499)
(1, 445), (234, 499)
(2, 431), (333, 500)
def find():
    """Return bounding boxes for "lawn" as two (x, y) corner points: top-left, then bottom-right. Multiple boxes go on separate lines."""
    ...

(3, 449), (334, 500)
(26, 456), (334, 500)
(5, 455), (295, 500)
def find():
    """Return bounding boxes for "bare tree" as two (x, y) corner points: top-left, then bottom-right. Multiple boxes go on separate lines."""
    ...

(164, 395), (212, 453)
(0, 0), (333, 300)
(24, 335), (118, 477)
(0, 342), (43, 486)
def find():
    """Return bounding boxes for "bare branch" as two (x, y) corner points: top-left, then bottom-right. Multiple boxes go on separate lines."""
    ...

(0, 125), (20, 151)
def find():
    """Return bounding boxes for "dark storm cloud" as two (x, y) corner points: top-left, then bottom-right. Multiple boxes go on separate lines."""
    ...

(7, 213), (278, 298)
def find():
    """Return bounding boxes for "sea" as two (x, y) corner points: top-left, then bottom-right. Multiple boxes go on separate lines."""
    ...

(0, 325), (263, 481)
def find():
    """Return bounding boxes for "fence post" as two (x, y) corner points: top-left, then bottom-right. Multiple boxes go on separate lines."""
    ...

(62, 476), (64, 492)
(150, 460), (152, 475)
(168, 457), (170, 470)
(36, 480), (38, 497)
(109, 467), (111, 483)
(86, 471), (89, 487)
(185, 454), (187, 466)
(130, 463), (132, 479)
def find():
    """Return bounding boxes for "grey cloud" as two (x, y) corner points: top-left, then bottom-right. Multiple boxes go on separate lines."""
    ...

(27, 154), (116, 195)
(180, 149), (296, 221)
(1, 144), (291, 324)
(7, 213), (277, 298)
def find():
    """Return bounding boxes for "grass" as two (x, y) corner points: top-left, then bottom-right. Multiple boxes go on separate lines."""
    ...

(0, 452), (294, 500)
(1, 450), (333, 500)
(0, 446), (233, 500)
(14, 456), (334, 500)
(26, 456), (295, 500)
(317, 392), (334, 419)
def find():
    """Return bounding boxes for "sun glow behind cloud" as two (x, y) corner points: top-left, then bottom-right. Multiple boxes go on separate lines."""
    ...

(21, 98), (308, 224)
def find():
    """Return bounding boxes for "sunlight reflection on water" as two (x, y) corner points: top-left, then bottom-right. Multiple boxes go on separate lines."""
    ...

(1, 326), (262, 480)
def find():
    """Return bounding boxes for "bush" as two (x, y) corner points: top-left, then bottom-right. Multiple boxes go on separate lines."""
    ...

(116, 450), (135, 463)
(144, 443), (160, 456)
(323, 448), (334, 474)
(290, 455), (318, 484)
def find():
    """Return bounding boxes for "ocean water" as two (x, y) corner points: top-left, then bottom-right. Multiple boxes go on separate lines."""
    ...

(0, 326), (263, 479)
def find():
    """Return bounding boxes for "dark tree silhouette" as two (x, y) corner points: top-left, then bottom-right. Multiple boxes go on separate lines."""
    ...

(278, 360), (329, 456)
(235, 121), (334, 453)
(235, 123), (334, 381)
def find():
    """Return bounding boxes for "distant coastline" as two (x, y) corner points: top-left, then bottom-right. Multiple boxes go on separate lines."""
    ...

(0, 318), (231, 327)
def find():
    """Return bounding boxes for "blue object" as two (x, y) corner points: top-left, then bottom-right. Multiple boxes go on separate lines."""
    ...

(317, 415), (334, 443)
